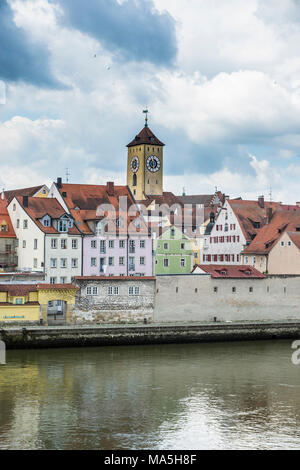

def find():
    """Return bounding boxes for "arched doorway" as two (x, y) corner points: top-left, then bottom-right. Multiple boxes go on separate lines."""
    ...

(47, 300), (67, 325)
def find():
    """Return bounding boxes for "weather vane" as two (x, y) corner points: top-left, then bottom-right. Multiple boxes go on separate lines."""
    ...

(143, 108), (149, 127)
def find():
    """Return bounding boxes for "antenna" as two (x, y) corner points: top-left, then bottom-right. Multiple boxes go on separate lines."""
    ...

(65, 168), (70, 183)
(269, 185), (272, 203)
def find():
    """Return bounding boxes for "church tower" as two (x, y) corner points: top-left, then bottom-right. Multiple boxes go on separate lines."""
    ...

(127, 111), (165, 201)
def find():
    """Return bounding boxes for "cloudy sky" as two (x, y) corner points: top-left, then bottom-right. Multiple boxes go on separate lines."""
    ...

(1, 0), (300, 203)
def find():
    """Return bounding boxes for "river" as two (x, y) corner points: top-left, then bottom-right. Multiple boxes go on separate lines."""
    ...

(0, 340), (299, 450)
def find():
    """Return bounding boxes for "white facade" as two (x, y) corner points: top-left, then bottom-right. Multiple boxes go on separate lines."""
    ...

(203, 200), (246, 264)
(7, 197), (82, 283)
(7, 198), (45, 273)
(45, 234), (82, 284)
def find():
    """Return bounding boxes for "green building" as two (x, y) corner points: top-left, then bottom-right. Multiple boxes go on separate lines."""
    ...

(154, 226), (193, 275)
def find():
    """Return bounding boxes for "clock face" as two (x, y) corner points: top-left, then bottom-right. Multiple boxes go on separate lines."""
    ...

(146, 155), (161, 173)
(131, 156), (139, 173)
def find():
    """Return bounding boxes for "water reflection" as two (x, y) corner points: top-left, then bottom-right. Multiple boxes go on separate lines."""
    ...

(0, 340), (299, 449)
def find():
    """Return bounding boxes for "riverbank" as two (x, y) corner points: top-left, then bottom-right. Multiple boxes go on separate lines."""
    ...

(1, 321), (300, 349)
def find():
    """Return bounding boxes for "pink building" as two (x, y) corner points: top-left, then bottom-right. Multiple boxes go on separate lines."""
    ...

(48, 180), (153, 277)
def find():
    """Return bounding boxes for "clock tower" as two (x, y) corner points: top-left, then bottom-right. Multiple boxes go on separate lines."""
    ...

(127, 112), (165, 201)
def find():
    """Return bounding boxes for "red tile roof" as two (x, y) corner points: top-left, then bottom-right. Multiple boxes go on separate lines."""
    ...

(0, 197), (16, 239)
(286, 231), (300, 250)
(5, 185), (45, 203)
(192, 264), (266, 278)
(127, 126), (165, 147)
(37, 284), (79, 290)
(56, 183), (149, 235)
(16, 196), (81, 235)
(0, 284), (38, 296)
(228, 199), (286, 242)
(74, 276), (155, 281)
(242, 209), (300, 255)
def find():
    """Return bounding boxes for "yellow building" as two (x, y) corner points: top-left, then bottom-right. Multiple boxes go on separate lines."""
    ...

(127, 113), (164, 200)
(0, 284), (78, 325)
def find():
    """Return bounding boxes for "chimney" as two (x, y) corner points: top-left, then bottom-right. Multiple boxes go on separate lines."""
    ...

(258, 195), (264, 208)
(57, 177), (62, 189)
(296, 202), (300, 208)
(267, 207), (273, 224)
(23, 196), (29, 208)
(107, 181), (114, 196)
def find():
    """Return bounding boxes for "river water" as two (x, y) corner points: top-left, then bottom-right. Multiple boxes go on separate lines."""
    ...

(0, 340), (299, 450)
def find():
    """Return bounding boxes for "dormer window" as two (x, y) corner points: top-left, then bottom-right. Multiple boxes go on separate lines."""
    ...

(58, 220), (68, 232)
(43, 216), (51, 227)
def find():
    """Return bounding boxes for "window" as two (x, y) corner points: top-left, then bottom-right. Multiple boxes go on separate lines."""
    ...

(249, 287), (253, 293)
(43, 218), (50, 227)
(60, 277), (67, 284)
(86, 286), (92, 295)
(119, 240), (125, 249)
(23, 220), (28, 229)
(281, 241), (284, 246)
(119, 257), (125, 266)
(13, 204), (16, 211)
(214, 287), (218, 293)
(34, 239), (38, 250)
(17, 219), (20, 229)
(180, 259), (185, 268)
(91, 240), (97, 249)
(61, 239), (67, 249)
(288, 241), (292, 246)
(51, 239), (57, 249)
(129, 286), (140, 296)
(71, 258), (78, 268)
(109, 240), (114, 249)
(100, 240), (106, 254)
(109, 257), (114, 266)
(33, 258), (38, 269)
(245, 256), (249, 264)
(140, 257), (145, 265)
(50, 258), (57, 268)
(72, 239), (78, 249)
(164, 258), (169, 267)
(60, 258), (67, 268)
(91, 258), (97, 267)
(232, 287), (236, 293)
(87, 286), (98, 295)
(181, 243), (185, 250)
(129, 257), (135, 271)
(140, 240), (145, 249)
(164, 243), (168, 250)
(108, 286), (119, 295)
(50, 277), (56, 285)
(129, 240), (135, 253)
(15, 298), (23, 305)
(23, 240), (26, 249)
(253, 256), (256, 265)
(58, 219), (68, 232)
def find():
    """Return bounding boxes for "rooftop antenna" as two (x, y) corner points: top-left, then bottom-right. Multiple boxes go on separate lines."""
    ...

(65, 168), (70, 183)
(143, 108), (149, 127)
(269, 185), (272, 203)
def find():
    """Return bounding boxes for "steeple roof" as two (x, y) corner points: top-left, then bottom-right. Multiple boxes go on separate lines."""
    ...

(127, 126), (165, 148)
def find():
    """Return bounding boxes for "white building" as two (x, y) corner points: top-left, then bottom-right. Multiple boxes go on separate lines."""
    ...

(7, 195), (82, 283)
(202, 197), (281, 265)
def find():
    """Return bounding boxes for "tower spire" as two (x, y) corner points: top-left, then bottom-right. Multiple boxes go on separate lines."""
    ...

(143, 108), (149, 127)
